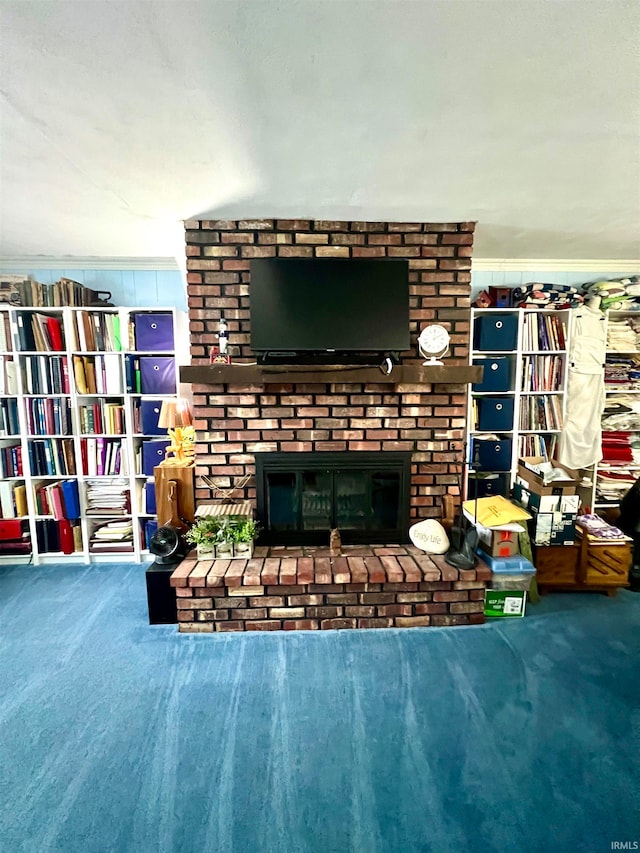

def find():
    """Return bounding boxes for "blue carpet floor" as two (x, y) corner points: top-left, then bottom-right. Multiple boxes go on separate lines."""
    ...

(0, 562), (639, 853)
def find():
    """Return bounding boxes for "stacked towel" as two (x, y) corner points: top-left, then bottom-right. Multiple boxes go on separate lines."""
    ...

(595, 468), (639, 503)
(607, 316), (640, 351)
(604, 356), (640, 387)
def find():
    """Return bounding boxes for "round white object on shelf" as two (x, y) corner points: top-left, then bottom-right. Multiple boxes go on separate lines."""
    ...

(418, 324), (450, 365)
(409, 519), (450, 554)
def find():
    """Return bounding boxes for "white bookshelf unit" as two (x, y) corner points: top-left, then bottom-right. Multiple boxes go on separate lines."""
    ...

(0, 305), (188, 564)
(466, 308), (572, 498)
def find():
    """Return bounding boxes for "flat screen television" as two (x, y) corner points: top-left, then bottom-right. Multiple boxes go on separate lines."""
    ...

(249, 258), (410, 364)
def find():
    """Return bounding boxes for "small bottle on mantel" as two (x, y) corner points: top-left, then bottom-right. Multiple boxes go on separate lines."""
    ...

(218, 317), (229, 354)
(329, 528), (342, 556)
(210, 317), (231, 364)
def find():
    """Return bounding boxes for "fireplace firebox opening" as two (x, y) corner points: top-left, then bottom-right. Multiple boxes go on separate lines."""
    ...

(255, 452), (412, 545)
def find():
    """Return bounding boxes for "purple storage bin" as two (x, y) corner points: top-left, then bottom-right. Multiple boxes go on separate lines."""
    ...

(141, 440), (170, 475)
(134, 313), (174, 351)
(139, 357), (176, 395)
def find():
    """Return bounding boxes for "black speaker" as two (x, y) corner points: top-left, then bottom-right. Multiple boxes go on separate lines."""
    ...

(145, 565), (178, 625)
(145, 523), (188, 624)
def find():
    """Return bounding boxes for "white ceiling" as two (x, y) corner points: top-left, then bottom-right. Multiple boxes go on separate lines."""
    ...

(1, 0), (639, 264)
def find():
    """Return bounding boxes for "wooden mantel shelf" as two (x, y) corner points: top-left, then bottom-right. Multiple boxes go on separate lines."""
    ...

(180, 363), (482, 386)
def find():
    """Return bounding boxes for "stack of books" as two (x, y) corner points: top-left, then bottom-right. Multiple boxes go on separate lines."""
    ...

(85, 478), (130, 516)
(90, 519), (134, 553)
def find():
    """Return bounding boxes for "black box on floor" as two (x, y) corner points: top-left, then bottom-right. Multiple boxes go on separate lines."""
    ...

(145, 564), (178, 624)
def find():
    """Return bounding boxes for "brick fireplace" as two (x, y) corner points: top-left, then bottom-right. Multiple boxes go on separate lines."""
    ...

(184, 218), (475, 519)
(177, 218), (488, 631)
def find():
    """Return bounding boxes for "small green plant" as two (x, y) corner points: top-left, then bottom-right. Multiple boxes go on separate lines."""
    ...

(185, 515), (260, 554)
(184, 517), (223, 547)
(236, 518), (260, 543)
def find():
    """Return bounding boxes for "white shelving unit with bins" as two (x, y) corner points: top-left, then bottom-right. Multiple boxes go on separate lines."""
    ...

(466, 308), (571, 498)
(0, 305), (187, 564)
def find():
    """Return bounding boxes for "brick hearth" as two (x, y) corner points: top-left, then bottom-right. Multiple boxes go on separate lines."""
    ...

(171, 545), (491, 632)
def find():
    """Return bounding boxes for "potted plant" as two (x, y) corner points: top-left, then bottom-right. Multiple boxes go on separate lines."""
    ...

(233, 518), (260, 557)
(214, 518), (235, 557)
(184, 516), (222, 558)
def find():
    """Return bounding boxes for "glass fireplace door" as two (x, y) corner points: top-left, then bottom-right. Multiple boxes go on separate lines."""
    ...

(257, 452), (411, 545)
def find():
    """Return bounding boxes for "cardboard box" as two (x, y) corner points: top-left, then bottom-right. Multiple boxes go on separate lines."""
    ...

(517, 456), (581, 497)
(513, 483), (578, 546)
(478, 528), (519, 557)
(513, 484), (580, 515)
(484, 590), (527, 617)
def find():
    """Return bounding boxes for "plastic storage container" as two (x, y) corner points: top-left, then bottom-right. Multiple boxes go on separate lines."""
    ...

(479, 551), (536, 591)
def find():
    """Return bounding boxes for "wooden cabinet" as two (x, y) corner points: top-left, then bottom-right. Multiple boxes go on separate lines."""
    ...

(536, 536), (631, 594)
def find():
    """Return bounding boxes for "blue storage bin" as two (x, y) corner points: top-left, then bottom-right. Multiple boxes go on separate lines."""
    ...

(471, 437), (513, 471)
(472, 356), (513, 392)
(474, 314), (518, 351)
(467, 473), (509, 499)
(481, 553), (535, 574)
(477, 396), (515, 431)
(479, 553), (536, 592)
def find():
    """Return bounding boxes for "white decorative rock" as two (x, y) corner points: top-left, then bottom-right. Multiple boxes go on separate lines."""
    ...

(409, 519), (450, 554)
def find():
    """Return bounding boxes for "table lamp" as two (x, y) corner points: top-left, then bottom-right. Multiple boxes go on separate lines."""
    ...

(158, 398), (196, 466)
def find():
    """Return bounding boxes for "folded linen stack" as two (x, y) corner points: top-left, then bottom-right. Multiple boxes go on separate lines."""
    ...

(582, 276), (640, 311)
(511, 282), (583, 309)
(607, 316), (640, 351)
(576, 513), (632, 541)
(595, 468), (639, 503)
(601, 431), (640, 465)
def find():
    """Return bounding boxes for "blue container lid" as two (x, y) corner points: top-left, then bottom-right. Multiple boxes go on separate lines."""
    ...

(477, 551), (535, 574)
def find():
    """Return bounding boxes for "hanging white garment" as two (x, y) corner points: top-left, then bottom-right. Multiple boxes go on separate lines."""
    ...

(558, 303), (606, 469)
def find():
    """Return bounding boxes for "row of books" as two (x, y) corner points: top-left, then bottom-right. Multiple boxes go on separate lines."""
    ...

(521, 312), (567, 352)
(12, 277), (110, 309)
(517, 433), (558, 461)
(35, 518), (82, 554)
(15, 311), (65, 352)
(21, 354), (70, 395)
(80, 437), (127, 477)
(0, 480), (27, 518)
(0, 398), (19, 436)
(519, 394), (563, 431)
(73, 354), (123, 395)
(33, 479), (80, 519)
(520, 355), (565, 392)
(25, 397), (72, 437)
(28, 438), (76, 477)
(0, 442), (23, 477)
(70, 311), (122, 353)
(78, 401), (125, 435)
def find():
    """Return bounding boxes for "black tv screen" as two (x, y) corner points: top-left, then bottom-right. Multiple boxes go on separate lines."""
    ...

(249, 258), (410, 361)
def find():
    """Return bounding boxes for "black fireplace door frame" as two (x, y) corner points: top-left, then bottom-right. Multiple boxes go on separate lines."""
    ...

(255, 452), (412, 545)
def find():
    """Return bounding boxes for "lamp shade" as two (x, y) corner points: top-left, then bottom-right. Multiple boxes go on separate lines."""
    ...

(158, 398), (193, 429)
